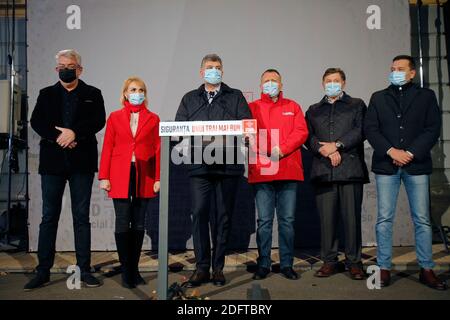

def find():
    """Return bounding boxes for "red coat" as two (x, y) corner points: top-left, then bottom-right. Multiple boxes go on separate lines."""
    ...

(248, 93), (308, 184)
(99, 107), (160, 198)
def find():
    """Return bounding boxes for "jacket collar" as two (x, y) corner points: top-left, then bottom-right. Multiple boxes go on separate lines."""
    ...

(54, 79), (87, 93)
(318, 91), (352, 106)
(260, 91), (284, 104)
(386, 82), (420, 116)
(196, 82), (232, 96)
(388, 81), (415, 94)
(119, 105), (153, 139)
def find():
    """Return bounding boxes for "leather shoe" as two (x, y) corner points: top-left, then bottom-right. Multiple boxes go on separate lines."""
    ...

(314, 263), (336, 277)
(252, 267), (270, 280)
(349, 266), (365, 280)
(380, 269), (391, 287)
(212, 270), (226, 286)
(280, 267), (298, 280)
(186, 270), (210, 288)
(419, 268), (447, 291)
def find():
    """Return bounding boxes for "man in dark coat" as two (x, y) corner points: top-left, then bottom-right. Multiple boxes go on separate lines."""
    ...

(175, 54), (251, 287)
(306, 68), (369, 280)
(25, 49), (106, 290)
(364, 55), (446, 290)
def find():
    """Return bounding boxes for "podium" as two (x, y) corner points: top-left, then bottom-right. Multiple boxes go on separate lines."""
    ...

(157, 119), (256, 300)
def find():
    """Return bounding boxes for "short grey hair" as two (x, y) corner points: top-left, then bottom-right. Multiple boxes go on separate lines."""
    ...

(55, 49), (82, 66)
(201, 53), (222, 68)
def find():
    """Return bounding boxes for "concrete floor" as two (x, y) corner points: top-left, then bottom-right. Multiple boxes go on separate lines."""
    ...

(0, 269), (449, 300)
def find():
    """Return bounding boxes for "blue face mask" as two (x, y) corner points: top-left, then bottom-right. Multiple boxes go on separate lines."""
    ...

(204, 68), (222, 85)
(389, 71), (407, 86)
(128, 92), (145, 105)
(262, 81), (280, 97)
(325, 82), (342, 97)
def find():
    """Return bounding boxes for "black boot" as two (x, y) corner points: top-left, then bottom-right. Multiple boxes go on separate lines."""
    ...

(130, 229), (146, 286)
(114, 231), (136, 289)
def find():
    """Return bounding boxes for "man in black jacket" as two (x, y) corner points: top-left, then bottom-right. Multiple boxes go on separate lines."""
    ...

(364, 55), (446, 290)
(25, 49), (106, 290)
(306, 68), (369, 280)
(175, 54), (251, 287)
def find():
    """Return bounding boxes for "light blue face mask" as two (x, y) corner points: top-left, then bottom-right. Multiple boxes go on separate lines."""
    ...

(128, 92), (145, 105)
(389, 71), (407, 86)
(262, 81), (280, 97)
(204, 68), (222, 85)
(325, 82), (342, 97)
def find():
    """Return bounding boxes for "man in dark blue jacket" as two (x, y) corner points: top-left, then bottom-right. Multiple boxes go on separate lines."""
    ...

(175, 54), (251, 287)
(364, 55), (446, 290)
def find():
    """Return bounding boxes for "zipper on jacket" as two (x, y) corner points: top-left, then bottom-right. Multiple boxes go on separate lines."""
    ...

(329, 102), (335, 181)
(398, 86), (404, 146)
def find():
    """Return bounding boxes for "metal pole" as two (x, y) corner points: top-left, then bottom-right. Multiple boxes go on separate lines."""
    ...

(417, 0), (425, 88)
(157, 136), (170, 300)
(5, 0), (16, 245)
(24, 0), (30, 251)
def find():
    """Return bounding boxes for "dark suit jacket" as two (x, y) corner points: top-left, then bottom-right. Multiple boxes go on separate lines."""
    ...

(31, 80), (106, 175)
(175, 83), (252, 176)
(364, 83), (441, 175)
(305, 93), (369, 183)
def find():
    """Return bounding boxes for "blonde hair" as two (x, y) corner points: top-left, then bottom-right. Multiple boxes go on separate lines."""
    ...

(121, 77), (148, 106)
(55, 49), (82, 66)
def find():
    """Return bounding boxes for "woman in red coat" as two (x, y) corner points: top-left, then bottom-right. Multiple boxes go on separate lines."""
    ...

(99, 77), (160, 288)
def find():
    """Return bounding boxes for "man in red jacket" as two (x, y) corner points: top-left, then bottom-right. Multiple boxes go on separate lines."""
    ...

(248, 69), (308, 280)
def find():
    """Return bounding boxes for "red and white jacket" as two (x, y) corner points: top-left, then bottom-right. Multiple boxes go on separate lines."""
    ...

(248, 92), (308, 183)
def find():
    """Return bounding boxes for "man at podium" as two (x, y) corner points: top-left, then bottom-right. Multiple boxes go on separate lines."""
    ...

(175, 54), (252, 287)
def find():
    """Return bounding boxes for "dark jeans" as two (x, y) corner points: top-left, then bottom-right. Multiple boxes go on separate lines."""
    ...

(37, 173), (94, 275)
(189, 175), (239, 272)
(254, 181), (298, 269)
(314, 182), (363, 266)
(112, 162), (148, 233)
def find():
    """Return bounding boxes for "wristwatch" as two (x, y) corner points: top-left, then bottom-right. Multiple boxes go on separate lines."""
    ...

(335, 141), (344, 150)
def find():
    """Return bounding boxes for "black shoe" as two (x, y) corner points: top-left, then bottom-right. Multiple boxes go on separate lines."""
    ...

(135, 272), (146, 286)
(186, 270), (210, 288)
(253, 267), (270, 280)
(24, 273), (50, 291)
(121, 274), (136, 289)
(280, 267), (299, 280)
(81, 273), (102, 288)
(212, 270), (226, 286)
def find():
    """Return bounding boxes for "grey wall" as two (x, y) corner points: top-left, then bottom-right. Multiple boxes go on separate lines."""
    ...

(27, 0), (415, 251)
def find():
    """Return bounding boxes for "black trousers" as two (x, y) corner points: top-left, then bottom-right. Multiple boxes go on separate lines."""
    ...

(314, 182), (363, 266)
(112, 163), (148, 233)
(37, 173), (94, 275)
(189, 175), (239, 272)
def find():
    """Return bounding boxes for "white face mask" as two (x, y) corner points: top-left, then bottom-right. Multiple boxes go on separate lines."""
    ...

(389, 71), (408, 86)
(128, 92), (145, 105)
(262, 81), (280, 97)
(325, 82), (342, 97)
(204, 68), (222, 85)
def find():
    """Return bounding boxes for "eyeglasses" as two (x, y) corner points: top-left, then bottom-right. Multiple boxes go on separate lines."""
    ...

(57, 64), (80, 70)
